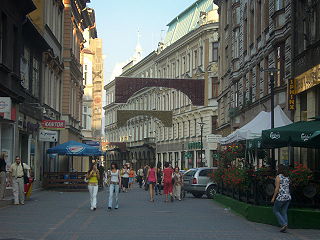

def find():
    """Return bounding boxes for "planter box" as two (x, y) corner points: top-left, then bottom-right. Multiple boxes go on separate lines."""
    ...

(214, 194), (320, 229)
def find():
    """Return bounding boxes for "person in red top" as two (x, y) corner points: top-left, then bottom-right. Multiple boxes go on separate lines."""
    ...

(147, 163), (157, 202)
(162, 162), (174, 202)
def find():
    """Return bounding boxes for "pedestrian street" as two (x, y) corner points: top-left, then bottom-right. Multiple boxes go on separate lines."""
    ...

(0, 187), (319, 240)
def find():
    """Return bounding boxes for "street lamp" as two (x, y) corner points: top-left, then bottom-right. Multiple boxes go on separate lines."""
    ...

(198, 122), (206, 167)
(261, 67), (279, 170)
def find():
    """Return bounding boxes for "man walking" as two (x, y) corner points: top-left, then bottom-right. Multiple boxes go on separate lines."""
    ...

(0, 152), (7, 200)
(137, 167), (144, 188)
(9, 156), (31, 205)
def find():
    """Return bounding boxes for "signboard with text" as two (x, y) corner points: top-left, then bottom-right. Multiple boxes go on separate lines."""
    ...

(288, 78), (296, 111)
(41, 120), (65, 130)
(39, 129), (58, 142)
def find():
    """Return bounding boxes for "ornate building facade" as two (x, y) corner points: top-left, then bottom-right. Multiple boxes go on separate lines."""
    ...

(214, 0), (293, 141)
(104, 0), (220, 169)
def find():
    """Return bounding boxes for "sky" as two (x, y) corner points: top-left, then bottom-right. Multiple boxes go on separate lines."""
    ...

(88, 0), (196, 84)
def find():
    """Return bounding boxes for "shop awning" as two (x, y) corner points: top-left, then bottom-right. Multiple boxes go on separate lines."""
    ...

(47, 141), (103, 156)
(219, 106), (292, 145)
(261, 119), (320, 148)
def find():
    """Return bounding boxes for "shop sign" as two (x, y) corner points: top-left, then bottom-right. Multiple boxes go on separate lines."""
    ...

(83, 140), (100, 146)
(0, 97), (12, 120)
(39, 129), (58, 142)
(207, 134), (222, 143)
(288, 79), (296, 110)
(0, 97), (11, 112)
(41, 120), (65, 129)
(294, 64), (320, 94)
(188, 142), (203, 150)
(67, 146), (84, 154)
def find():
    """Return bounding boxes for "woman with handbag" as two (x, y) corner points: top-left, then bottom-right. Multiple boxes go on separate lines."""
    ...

(173, 167), (183, 201)
(108, 162), (121, 210)
(86, 164), (100, 211)
(146, 163), (157, 202)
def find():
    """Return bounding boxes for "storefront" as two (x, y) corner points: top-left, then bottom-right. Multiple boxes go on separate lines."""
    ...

(293, 64), (320, 170)
(0, 97), (17, 167)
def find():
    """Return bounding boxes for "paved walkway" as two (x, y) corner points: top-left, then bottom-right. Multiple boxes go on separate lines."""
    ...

(0, 186), (319, 240)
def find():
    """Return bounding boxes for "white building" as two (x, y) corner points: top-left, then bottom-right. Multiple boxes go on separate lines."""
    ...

(104, 0), (221, 169)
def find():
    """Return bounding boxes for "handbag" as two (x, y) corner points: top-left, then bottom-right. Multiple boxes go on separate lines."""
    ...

(21, 163), (29, 184)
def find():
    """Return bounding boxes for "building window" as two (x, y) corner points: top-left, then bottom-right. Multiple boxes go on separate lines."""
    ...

(256, 0), (262, 37)
(21, 47), (31, 90)
(194, 119), (197, 137)
(243, 5), (248, 53)
(182, 56), (186, 74)
(211, 116), (217, 134)
(274, 0), (285, 11)
(212, 42), (218, 62)
(188, 120), (191, 137)
(212, 77), (219, 98)
(249, 3), (254, 45)
(0, 13), (7, 64)
(232, 6), (240, 26)
(187, 53), (191, 71)
(233, 28), (240, 58)
(193, 50), (197, 69)
(199, 46), (203, 66)
(264, 0), (269, 30)
(234, 81), (239, 108)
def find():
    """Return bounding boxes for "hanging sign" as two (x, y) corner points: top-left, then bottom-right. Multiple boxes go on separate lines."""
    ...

(288, 79), (295, 111)
(39, 129), (58, 142)
(41, 120), (65, 129)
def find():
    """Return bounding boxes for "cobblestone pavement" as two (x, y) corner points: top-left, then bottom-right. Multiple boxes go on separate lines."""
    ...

(0, 186), (319, 240)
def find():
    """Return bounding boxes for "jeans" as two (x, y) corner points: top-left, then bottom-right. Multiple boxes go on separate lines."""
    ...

(108, 184), (119, 208)
(12, 178), (24, 204)
(273, 200), (290, 226)
(88, 185), (98, 209)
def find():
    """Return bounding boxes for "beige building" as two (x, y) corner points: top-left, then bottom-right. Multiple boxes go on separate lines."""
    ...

(81, 9), (104, 142)
(104, 0), (220, 169)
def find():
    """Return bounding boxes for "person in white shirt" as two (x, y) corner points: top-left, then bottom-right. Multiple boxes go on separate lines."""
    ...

(108, 163), (121, 210)
(9, 156), (31, 205)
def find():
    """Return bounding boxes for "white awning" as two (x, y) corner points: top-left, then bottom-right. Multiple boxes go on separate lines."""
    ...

(219, 106), (292, 145)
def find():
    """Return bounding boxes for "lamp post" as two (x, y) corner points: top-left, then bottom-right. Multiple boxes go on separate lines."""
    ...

(198, 122), (206, 167)
(261, 67), (279, 170)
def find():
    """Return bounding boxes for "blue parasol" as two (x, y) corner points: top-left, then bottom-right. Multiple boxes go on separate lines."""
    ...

(47, 140), (103, 156)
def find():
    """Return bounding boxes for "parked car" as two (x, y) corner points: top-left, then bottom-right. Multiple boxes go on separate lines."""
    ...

(205, 181), (217, 199)
(183, 167), (217, 198)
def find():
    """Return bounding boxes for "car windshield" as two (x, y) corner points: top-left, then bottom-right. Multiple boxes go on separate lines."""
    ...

(184, 169), (197, 177)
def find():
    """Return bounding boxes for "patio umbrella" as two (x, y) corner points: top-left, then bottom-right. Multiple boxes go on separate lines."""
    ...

(261, 119), (320, 148)
(47, 140), (103, 156)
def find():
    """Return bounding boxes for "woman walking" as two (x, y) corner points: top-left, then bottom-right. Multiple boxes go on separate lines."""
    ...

(271, 164), (291, 233)
(129, 168), (135, 189)
(86, 164), (100, 211)
(146, 163), (157, 202)
(108, 163), (121, 210)
(121, 165), (129, 192)
(173, 167), (183, 201)
(162, 162), (174, 202)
